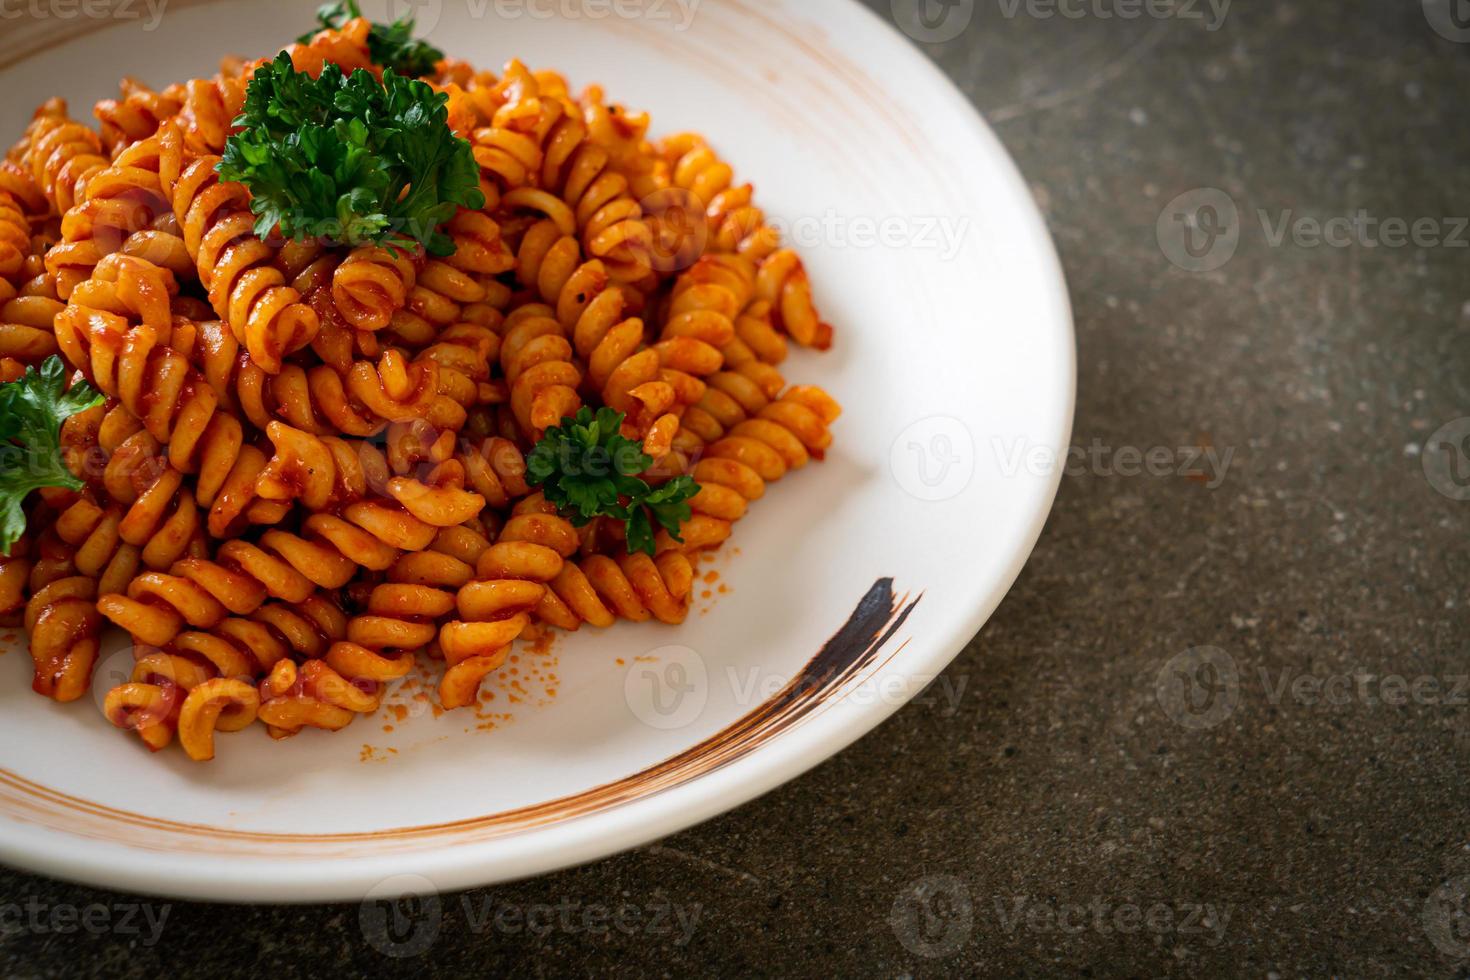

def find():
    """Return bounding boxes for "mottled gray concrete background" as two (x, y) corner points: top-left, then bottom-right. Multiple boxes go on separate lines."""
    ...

(4, 0), (1468, 976)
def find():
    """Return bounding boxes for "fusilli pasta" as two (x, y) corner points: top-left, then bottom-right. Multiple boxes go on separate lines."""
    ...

(3, 21), (844, 762)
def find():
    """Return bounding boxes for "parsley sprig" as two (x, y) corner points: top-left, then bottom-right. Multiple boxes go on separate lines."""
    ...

(218, 54), (484, 256)
(0, 357), (103, 554)
(526, 409), (701, 557)
(299, 0), (444, 79)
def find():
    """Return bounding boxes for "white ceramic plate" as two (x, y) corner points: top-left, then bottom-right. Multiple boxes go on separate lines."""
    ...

(0, 0), (1073, 901)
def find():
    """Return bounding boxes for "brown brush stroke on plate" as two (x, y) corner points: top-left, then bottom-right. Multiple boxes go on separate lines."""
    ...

(0, 579), (920, 854)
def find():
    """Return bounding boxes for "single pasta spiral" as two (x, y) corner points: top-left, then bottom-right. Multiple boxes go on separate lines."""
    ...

(15, 100), (109, 216)
(159, 122), (320, 373)
(46, 132), (194, 300)
(93, 78), (185, 157)
(0, 532), (32, 626)
(578, 84), (667, 201)
(665, 253), (787, 366)
(176, 60), (251, 155)
(0, 200), (63, 367)
(500, 302), (581, 439)
(455, 433), (533, 509)
(0, 192), (28, 283)
(290, 16), (374, 79)
(0, 158), (49, 222)
(23, 411), (143, 702)
(25, 573), (103, 703)
(331, 245), (418, 332)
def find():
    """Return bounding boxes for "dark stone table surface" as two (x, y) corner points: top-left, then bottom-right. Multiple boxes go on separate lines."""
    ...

(4, 0), (1468, 976)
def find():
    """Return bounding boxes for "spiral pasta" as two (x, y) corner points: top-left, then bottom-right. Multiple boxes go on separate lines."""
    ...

(501, 108), (654, 286)
(106, 595), (345, 757)
(176, 60), (252, 156)
(158, 122), (319, 373)
(659, 134), (833, 350)
(513, 220), (680, 449)
(94, 78), (185, 157)
(0, 532), (32, 627)
(14, 100), (109, 217)
(0, 192), (28, 284)
(439, 508), (576, 709)
(45, 132), (194, 301)
(7, 34), (842, 761)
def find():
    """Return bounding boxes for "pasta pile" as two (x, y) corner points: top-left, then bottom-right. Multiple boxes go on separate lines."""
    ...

(0, 12), (840, 762)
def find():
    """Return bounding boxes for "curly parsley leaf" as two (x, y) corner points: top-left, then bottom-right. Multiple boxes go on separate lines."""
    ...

(299, 0), (443, 78)
(218, 54), (483, 255)
(527, 408), (702, 556)
(0, 357), (103, 554)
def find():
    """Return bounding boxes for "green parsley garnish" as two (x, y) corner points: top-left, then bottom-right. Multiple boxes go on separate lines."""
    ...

(526, 408), (702, 557)
(0, 357), (103, 554)
(298, 0), (444, 79)
(218, 54), (484, 256)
